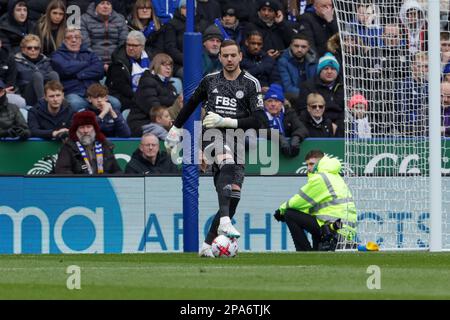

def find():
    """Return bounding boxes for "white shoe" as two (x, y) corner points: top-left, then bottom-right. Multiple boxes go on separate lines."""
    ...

(218, 222), (241, 238)
(199, 246), (215, 258)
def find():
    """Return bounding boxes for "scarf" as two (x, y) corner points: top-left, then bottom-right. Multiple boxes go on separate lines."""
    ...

(76, 141), (104, 174)
(130, 51), (150, 92)
(265, 108), (285, 136)
(142, 21), (156, 38)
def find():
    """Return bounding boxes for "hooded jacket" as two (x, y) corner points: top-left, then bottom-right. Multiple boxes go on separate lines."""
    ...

(80, 2), (128, 65)
(0, 45), (17, 87)
(27, 98), (74, 139)
(51, 43), (105, 96)
(244, 14), (293, 52)
(278, 156), (357, 240)
(0, 0), (36, 53)
(85, 104), (131, 138)
(241, 46), (281, 88)
(399, 0), (427, 54)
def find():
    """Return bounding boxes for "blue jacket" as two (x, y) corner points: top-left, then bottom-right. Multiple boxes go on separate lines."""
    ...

(28, 98), (74, 139)
(51, 43), (104, 96)
(241, 48), (280, 88)
(152, 0), (180, 24)
(277, 48), (317, 96)
(85, 105), (131, 138)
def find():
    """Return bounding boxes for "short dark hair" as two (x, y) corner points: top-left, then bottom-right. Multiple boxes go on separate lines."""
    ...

(305, 150), (324, 161)
(245, 30), (263, 41)
(219, 39), (241, 54)
(291, 33), (311, 44)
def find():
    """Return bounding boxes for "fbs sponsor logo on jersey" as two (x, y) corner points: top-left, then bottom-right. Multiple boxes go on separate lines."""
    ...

(215, 96), (237, 107)
(0, 178), (123, 253)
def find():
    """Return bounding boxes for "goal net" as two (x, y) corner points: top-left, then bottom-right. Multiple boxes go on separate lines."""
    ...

(332, 0), (450, 250)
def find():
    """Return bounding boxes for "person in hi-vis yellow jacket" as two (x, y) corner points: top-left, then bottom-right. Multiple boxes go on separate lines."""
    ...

(274, 150), (357, 251)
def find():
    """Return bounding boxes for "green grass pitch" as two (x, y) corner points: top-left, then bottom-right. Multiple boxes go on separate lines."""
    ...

(0, 252), (449, 299)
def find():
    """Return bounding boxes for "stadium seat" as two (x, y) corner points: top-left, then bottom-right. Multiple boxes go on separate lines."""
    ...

(122, 109), (130, 121)
(19, 108), (28, 121)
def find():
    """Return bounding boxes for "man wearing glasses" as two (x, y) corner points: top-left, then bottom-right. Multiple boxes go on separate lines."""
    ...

(273, 149), (357, 251)
(51, 27), (121, 112)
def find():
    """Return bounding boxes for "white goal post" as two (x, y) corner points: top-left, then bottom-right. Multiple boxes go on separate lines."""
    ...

(332, 0), (449, 251)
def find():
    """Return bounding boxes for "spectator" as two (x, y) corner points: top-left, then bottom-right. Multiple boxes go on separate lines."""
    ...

(367, 23), (409, 135)
(0, 79), (30, 140)
(297, 52), (344, 126)
(130, 53), (180, 136)
(244, 0), (293, 59)
(27, 79), (74, 140)
(0, 38), (26, 109)
(296, 0), (338, 57)
(163, 1), (189, 78)
(51, 27), (121, 111)
(218, 0), (257, 26)
(125, 132), (179, 174)
(196, 0), (222, 33)
(36, 0), (66, 56)
(80, 0), (128, 70)
(0, 0), (36, 53)
(15, 34), (59, 106)
(215, 3), (244, 44)
(441, 32), (450, 71)
(152, 0), (180, 24)
(263, 83), (307, 157)
(85, 83), (131, 138)
(399, 0), (427, 55)
(347, 93), (372, 139)
(299, 92), (336, 138)
(241, 30), (280, 94)
(127, 0), (164, 56)
(396, 51), (428, 136)
(54, 110), (122, 174)
(106, 30), (151, 111)
(202, 24), (223, 75)
(351, 2), (382, 48)
(142, 105), (172, 140)
(27, 0), (52, 23)
(278, 33), (317, 103)
(442, 82), (450, 137)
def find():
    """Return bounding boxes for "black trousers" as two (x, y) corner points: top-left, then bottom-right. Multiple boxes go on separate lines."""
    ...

(285, 209), (322, 251)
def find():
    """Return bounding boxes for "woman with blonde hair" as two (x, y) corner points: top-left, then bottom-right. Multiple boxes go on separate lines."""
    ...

(128, 0), (164, 55)
(37, 0), (67, 56)
(15, 34), (59, 105)
(129, 53), (180, 137)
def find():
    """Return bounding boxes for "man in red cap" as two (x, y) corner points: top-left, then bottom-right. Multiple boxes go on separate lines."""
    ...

(55, 110), (122, 174)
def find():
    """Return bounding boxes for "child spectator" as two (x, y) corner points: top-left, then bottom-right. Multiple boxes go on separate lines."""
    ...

(347, 93), (372, 139)
(142, 105), (172, 140)
(85, 83), (131, 138)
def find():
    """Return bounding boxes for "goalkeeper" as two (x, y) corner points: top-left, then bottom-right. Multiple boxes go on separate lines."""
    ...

(273, 150), (357, 251)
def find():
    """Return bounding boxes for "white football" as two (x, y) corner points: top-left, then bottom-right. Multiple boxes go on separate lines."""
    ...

(211, 235), (238, 258)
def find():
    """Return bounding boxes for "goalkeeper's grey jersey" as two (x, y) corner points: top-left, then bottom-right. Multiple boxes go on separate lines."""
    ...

(173, 70), (265, 129)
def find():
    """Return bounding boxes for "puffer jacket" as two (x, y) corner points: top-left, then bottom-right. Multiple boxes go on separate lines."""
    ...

(0, 94), (30, 139)
(80, 2), (128, 65)
(51, 43), (104, 96)
(14, 52), (56, 88)
(129, 70), (178, 136)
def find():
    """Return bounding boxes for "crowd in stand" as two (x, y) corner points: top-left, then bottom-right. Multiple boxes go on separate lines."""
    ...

(0, 0), (449, 174)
